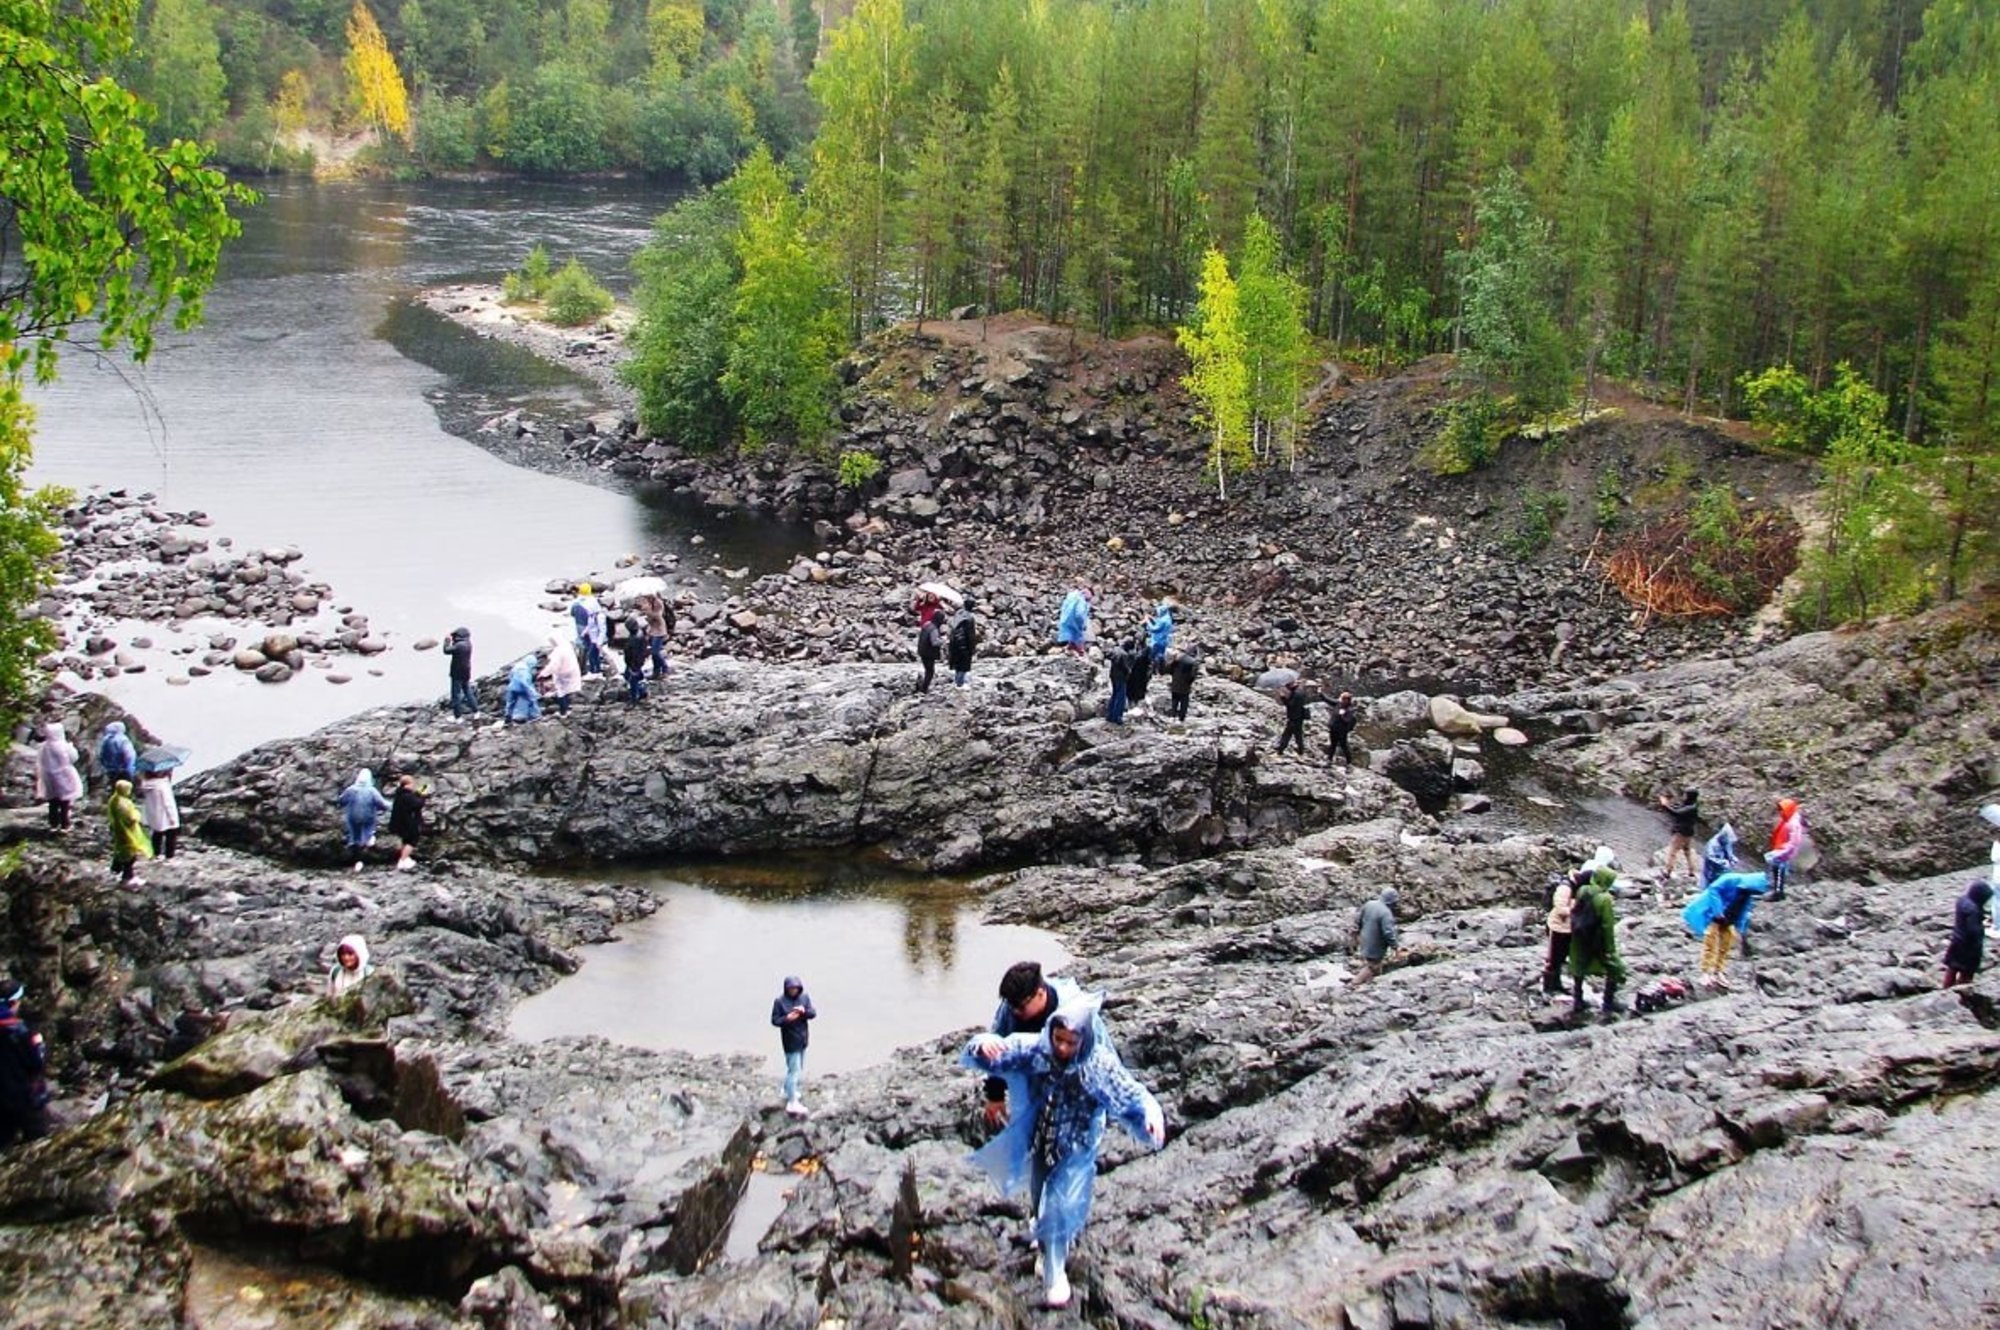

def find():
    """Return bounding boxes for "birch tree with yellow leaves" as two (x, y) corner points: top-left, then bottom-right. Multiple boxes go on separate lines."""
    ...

(345, 2), (411, 145)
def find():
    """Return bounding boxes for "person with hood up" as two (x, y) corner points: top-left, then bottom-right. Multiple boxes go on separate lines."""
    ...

(388, 775), (427, 871)
(1105, 640), (1134, 725)
(618, 615), (650, 703)
(569, 584), (607, 674)
(1943, 879), (1994, 988)
(0, 978), (52, 1150)
(1658, 788), (1701, 879)
(1568, 863), (1627, 1021)
(337, 770), (391, 871)
(442, 628), (476, 717)
(1146, 602), (1175, 663)
(140, 768), (181, 859)
(770, 976), (817, 1116)
(1126, 634), (1155, 713)
(538, 635), (582, 715)
(504, 655), (542, 723)
(106, 779), (151, 887)
(946, 599), (979, 688)
(97, 720), (136, 790)
(33, 722), (82, 832)
(1699, 823), (1740, 889)
(963, 991), (1165, 1309)
(1765, 797), (1807, 900)
(327, 935), (371, 998)
(1682, 870), (1770, 989)
(1274, 679), (1312, 754)
(916, 613), (944, 693)
(1327, 691), (1358, 766)
(1354, 888), (1401, 981)
(1167, 646), (1200, 721)
(1056, 588), (1092, 655)
(978, 961), (1111, 1133)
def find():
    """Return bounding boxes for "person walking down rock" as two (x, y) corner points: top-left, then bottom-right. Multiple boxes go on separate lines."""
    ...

(1146, 601), (1175, 664)
(916, 614), (943, 693)
(1683, 870), (1769, 990)
(962, 990), (1165, 1309)
(1105, 640), (1133, 725)
(327, 934), (371, 998)
(1354, 889), (1401, 981)
(771, 975), (817, 1117)
(978, 961), (1107, 1134)
(388, 775), (427, 871)
(1765, 798), (1808, 900)
(636, 592), (675, 680)
(33, 722), (82, 832)
(106, 779), (151, 888)
(1943, 879), (1993, 988)
(96, 720), (136, 791)
(618, 616), (650, 703)
(1274, 680), (1312, 755)
(947, 599), (979, 688)
(1126, 636), (1155, 714)
(1541, 869), (1582, 995)
(1658, 788), (1701, 879)
(442, 627), (476, 717)
(1699, 822), (1740, 889)
(539, 635), (582, 716)
(1327, 691), (1358, 766)
(140, 768), (180, 859)
(1056, 588), (1091, 655)
(336, 769), (391, 871)
(1568, 866), (1627, 1022)
(0, 978), (52, 1150)
(505, 654), (542, 723)
(1167, 647), (1200, 722)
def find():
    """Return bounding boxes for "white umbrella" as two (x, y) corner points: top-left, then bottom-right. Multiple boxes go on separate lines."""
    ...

(1255, 666), (1299, 693)
(615, 575), (667, 599)
(917, 581), (964, 607)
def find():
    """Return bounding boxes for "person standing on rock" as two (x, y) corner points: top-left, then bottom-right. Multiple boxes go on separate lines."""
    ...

(140, 768), (180, 859)
(1683, 870), (1768, 989)
(539, 634), (583, 716)
(618, 615), (650, 703)
(0, 978), (52, 1150)
(1127, 634), (1155, 714)
(1146, 601), (1175, 664)
(327, 935), (371, 998)
(96, 720), (136, 792)
(1105, 640), (1133, 725)
(917, 614), (943, 692)
(1567, 867), (1627, 1022)
(505, 654), (542, 723)
(1274, 680), (1312, 755)
(771, 975), (817, 1117)
(979, 961), (1107, 1133)
(1057, 588), (1092, 655)
(962, 990), (1165, 1310)
(1765, 798), (1807, 900)
(1943, 879), (1993, 988)
(33, 722), (82, 832)
(1658, 788), (1701, 879)
(570, 583), (607, 675)
(1541, 870), (1580, 994)
(1700, 823), (1740, 889)
(388, 775), (427, 871)
(104, 779), (151, 888)
(336, 769), (391, 871)
(1327, 691), (1358, 766)
(1354, 889), (1401, 981)
(636, 592), (675, 680)
(1167, 646), (1200, 721)
(946, 599), (979, 688)
(443, 627), (476, 717)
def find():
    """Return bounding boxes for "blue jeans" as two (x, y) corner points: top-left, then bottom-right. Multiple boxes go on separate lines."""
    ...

(449, 678), (477, 716)
(648, 635), (670, 678)
(783, 1049), (805, 1102)
(580, 637), (602, 673)
(1107, 680), (1128, 724)
(953, 669), (968, 686)
(624, 668), (648, 702)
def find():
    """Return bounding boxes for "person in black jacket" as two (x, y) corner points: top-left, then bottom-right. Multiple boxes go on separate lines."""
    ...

(1106, 640), (1134, 724)
(443, 628), (476, 717)
(771, 976), (817, 1115)
(389, 775), (427, 872)
(1275, 680), (1312, 754)
(946, 601), (979, 688)
(917, 616), (943, 692)
(1943, 879), (1994, 988)
(1658, 788), (1701, 878)
(1327, 690), (1358, 765)
(1167, 647), (1199, 721)
(1126, 636), (1154, 714)
(618, 617), (650, 703)
(0, 978), (50, 1151)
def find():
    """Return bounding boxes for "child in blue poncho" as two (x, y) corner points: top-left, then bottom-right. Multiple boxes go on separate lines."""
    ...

(963, 991), (1164, 1309)
(1683, 870), (1769, 989)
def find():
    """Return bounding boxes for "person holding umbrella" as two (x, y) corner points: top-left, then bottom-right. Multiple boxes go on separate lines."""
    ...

(140, 768), (181, 859)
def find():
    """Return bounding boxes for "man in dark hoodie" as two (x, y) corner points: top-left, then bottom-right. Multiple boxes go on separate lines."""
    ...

(1167, 646), (1200, 721)
(0, 978), (50, 1150)
(1126, 636), (1154, 713)
(1275, 680), (1312, 754)
(1943, 879), (1994, 988)
(1327, 691), (1358, 766)
(1106, 640), (1133, 724)
(618, 616), (650, 703)
(946, 599), (979, 688)
(443, 628), (476, 717)
(771, 975), (817, 1116)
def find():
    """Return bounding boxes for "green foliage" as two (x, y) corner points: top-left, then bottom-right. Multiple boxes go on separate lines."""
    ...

(1453, 168), (1571, 413)
(137, 0), (229, 141)
(836, 449), (881, 488)
(721, 146), (843, 448)
(1419, 392), (1507, 476)
(1178, 248), (1252, 499)
(1237, 214), (1311, 470)
(501, 244), (555, 302)
(1594, 467), (1623, 531)
(1506, 490), (1568, 559)
(544, 259), (614, 325)
(0, 0), (248, 723)
(502, 60), (610, 173)
(413, 93), (479, 169)
(1684, 484), (1765, 609)
(623, 189), (740, 449)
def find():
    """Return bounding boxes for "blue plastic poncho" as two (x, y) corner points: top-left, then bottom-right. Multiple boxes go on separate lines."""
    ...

(1699, 823), (1739, 889)
(1057, 591), (1091, 647)
(1147, 604), (1175, 659)
(337, 769), (391, 844)
(1682, 870), (1769, 938)
(504, 656), (542, 721)
(961, 991), (1161, 1257)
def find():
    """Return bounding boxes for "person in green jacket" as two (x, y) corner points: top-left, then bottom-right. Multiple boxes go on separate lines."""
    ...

(106, 779), (153, 888)
(1567, 867), (1626, 1022)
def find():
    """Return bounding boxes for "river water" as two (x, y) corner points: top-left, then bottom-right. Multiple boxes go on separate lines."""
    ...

(22, 177), (804, 768)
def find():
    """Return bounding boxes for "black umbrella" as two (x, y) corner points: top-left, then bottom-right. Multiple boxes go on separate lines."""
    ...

(136, 745), (192, 774)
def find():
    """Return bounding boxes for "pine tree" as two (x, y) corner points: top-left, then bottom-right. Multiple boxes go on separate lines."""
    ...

(806, 0), (915, 337)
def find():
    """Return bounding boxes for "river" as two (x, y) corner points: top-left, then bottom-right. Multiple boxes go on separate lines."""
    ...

(23, 177), (801, 769)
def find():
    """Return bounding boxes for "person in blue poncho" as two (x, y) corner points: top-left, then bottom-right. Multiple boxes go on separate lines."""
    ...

(504, 655), (542, 723)
(963, 991), (1164, 1309)
(1699, 823), (1739, 889)
(1146, 601), (1175, 663)
(1056, 588), (1092, 655)
(1682, 870), (1769, 989)
(335, 769), (391, 872)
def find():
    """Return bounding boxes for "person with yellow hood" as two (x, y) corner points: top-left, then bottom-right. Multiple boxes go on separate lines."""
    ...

(106, 779), (152, 888)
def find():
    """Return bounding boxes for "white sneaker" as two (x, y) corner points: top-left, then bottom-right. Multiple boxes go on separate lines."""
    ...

(395, 858), (415, 872)
(785, 1099), (810, 1118)
(1044, 1265), (1071, 1308)
(351, 861), (364, 873)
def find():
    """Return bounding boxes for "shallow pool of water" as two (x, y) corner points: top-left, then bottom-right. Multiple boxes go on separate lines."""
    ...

(509, 861), (1072, 1081)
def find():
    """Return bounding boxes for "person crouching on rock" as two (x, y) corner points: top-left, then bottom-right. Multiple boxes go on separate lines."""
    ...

(327, 935), (371, 998)
(106, 779), (151, 888)
(1683, 870), (1769, 989)
(1568, 865), (1627, 1022)
(538, 635), (581, 716)
(1944, 879), (1993, 988)
(618, 616), (650, 703)
(389, 775), (427, 871)
(336, 769), (391, 872)
(1354, 888), (1400, 981)
(963, 991), (1164, 1310)
(505, 654), (542, 723)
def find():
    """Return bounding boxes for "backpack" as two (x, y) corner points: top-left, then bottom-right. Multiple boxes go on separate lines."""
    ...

(1569, 886), (1602, 945)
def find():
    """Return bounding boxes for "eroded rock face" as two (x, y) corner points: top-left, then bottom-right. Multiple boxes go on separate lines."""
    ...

(186, 656), (1415, 871)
